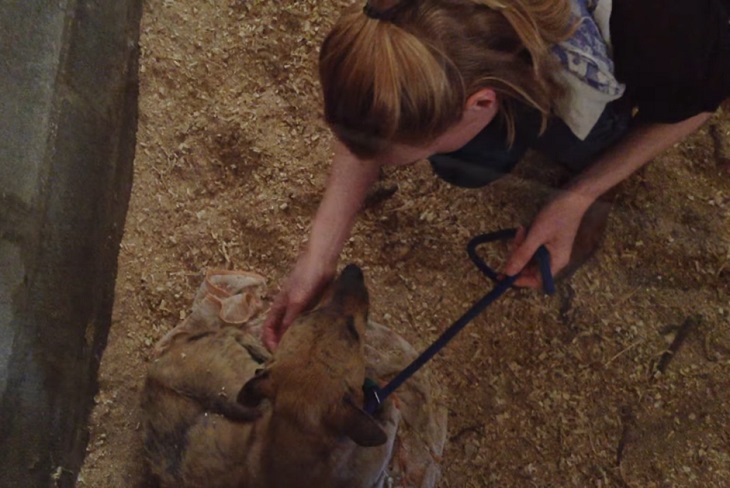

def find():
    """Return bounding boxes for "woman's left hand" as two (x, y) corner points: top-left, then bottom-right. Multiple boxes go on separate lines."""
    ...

(501, 113), (717, 288)
(502, 191), (594, 288)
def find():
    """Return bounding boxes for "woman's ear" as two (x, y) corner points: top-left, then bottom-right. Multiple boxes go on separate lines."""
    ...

(465, 88), (498, 111)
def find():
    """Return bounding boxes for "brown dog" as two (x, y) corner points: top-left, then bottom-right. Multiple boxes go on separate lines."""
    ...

(142, 265), (398, 488)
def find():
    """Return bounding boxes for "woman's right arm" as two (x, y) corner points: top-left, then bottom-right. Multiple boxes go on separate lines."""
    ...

(263, 141), (381, 350)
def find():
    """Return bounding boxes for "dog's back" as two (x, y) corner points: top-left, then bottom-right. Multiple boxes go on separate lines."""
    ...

(142, 327), (266, 487)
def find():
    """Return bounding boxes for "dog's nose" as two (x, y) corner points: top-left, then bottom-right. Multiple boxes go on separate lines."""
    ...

(339, 264), (364, 284)
(332, 264), (368, 309)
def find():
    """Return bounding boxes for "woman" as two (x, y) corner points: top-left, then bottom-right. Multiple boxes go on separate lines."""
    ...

(263, 0), (730, 350)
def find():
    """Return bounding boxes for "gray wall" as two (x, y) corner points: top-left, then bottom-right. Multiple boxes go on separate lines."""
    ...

(0, 0), (143, 486)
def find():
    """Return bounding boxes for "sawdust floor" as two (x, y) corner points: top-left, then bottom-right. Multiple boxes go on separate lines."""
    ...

(78, 1), (730, 486)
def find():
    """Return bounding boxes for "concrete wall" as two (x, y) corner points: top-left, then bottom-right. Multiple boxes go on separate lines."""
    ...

(0, 0), (143, 486)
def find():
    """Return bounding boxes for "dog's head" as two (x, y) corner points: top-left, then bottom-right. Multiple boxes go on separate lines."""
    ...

(237, 264), (387, 447)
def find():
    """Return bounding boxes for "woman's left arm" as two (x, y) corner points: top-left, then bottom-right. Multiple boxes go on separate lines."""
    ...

(503, 111), (714, 288)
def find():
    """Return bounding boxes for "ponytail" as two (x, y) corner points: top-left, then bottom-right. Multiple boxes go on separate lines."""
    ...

(320, 0), (575, 157)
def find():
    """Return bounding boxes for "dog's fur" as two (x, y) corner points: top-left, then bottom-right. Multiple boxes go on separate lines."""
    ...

(142, 265), (398, 488)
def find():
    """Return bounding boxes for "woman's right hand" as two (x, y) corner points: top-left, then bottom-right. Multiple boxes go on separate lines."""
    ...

(263, 250), (335, 351)
(263, 141), (381, 350)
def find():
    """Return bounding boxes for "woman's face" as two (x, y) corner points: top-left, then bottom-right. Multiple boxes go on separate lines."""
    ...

(380, 89), (499, 167)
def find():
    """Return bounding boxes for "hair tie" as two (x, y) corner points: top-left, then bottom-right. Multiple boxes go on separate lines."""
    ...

(363, 2), (399, 21)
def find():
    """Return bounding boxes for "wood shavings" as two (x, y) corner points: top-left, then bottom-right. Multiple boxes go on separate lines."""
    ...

(79, 1), (730, 486)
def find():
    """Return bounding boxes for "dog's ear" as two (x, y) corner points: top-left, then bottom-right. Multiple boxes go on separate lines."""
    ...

(339, 396), (388, 447)
(237, 368), (274, 407)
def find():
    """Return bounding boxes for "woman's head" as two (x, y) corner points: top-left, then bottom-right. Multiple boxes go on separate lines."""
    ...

(319, 0), (574, 159)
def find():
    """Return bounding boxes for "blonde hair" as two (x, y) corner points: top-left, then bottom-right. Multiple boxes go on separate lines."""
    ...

(319, 0), (575, 158)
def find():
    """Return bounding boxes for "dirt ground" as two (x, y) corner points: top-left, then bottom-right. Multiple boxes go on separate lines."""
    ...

(78, 1), (730, 486)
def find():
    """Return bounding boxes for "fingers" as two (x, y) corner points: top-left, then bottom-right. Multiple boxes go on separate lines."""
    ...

(507, 226), (526, 257)
(262, 290), (301, 351)
(262, 299), (286, 351)
(502, 226), (540, 277)
(503, 225), (571, 290)
(513, 271), (542, 289)
(262, 281), (321, 351)
(512, 244), (573, 289)
(513, 226), (527, 247)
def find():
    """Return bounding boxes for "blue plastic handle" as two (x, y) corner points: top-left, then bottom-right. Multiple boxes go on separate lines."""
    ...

(467, 228), (555, 295)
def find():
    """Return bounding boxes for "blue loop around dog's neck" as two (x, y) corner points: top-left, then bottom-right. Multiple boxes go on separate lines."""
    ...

(363, 228), (554, 414)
